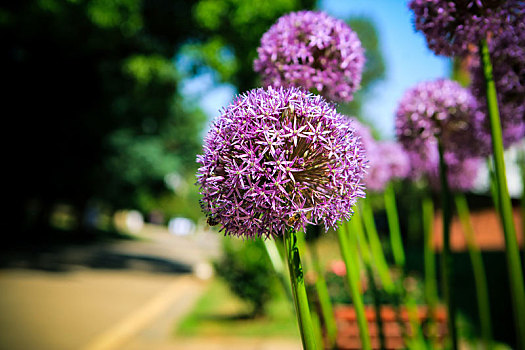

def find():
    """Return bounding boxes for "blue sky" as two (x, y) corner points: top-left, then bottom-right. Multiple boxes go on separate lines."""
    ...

(182, 0), (451, 138)
(180, 0), (522, 196)
(320, 0), (450, 138)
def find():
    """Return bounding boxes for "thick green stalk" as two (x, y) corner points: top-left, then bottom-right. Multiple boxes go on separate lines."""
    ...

(422, 195), (439, 345)
(405, 296), (427, 349)
(519, 149), (525, 266)
(437, 138), (458, 350)
(337, 220), (372, 350)
(310, 309), (324, 350)
(454, 194), (493, 349)
(487, 158), (500, 213)
(310, 239), (338, 349)
(351, 210), (387, 350)
(350, 210), (372, 266)
(297, 230), (327, 348)
(384, 182), (405, 268)
(263, 238), (293, 303)
(365, 264), (387, 350)
(283, 228), (318, 350)
(480, 39), (525, 350)
(360, 200), (395, 293)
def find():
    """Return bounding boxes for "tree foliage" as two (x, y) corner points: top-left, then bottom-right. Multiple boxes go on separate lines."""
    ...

(183, 0), (316, 92)
(338, 17), (386, 122)
(3, 0), (317, 234)
(4, 0), (383, 236)
(3, 0), (203, 232)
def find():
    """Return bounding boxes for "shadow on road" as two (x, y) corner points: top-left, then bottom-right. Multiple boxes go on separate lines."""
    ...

(0, 245), (193, 274)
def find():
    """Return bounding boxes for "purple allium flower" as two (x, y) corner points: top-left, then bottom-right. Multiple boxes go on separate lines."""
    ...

(409, 0), (524, 57)
(469, 22), (525, 147)
(350, 118), (410, 192)
(253, 11), (365, 103)
(196, 87), (367, 238)
(367, 141), (411, 192)
(409, 148), (482, 192)
(432, 157), (482, 192)
(395, 79), (487, 164)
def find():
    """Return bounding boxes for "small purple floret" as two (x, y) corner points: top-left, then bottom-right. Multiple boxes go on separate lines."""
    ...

(196, 87), (367, 238)
(254, 11), (365, 103)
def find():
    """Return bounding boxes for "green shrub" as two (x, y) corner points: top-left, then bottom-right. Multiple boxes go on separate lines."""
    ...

(213, 237), (276, 316)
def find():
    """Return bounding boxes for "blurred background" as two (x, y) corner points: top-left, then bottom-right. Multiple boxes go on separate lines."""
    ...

(1, 0), (522, 349)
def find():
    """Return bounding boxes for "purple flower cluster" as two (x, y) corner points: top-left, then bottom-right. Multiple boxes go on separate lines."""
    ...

(469, 20), (525, 147)
(395, 79), (487, 164)
(254, 11), (365, 103)
(407, 146), (482, 191)
(196, 87), (367, 238)
(428, 156), (482, 192)
(369, 141), (411, 191)
(409, 0), (524, 57)
(351, 118), (410, 192)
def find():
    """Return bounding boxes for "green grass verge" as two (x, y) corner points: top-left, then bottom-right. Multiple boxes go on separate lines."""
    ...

(175, 278), (300, 338)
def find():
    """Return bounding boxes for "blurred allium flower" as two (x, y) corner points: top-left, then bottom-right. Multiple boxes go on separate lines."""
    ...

(367, 141), (411, 192)
(430, 157), (482, 192)
(253, 11), (365, 103)
(409, 0), (524, 57)
(469, 22), (525, 147)
(395, 79), (487, 164)
(351, 118), (410, 192)
(196, 87), (367, 238)
(409, 147), (482, 191)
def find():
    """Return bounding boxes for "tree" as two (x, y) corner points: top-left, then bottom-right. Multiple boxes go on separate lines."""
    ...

(3, 0), (204, 235)
(181, 0), (316, 92)
(338, 17), (386, 129)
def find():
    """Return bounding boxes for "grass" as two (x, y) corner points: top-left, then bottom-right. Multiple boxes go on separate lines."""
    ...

(176, 278), (300, 338)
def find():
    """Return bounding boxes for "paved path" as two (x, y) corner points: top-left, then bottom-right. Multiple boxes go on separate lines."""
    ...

(0, 269), (206, 350)
(0, 226), (301, 350)
(0, 225), (216, 350)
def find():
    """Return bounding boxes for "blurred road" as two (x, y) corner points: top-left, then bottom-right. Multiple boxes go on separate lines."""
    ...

(0, 225), (301, 350)
(0, 225), (219, 350)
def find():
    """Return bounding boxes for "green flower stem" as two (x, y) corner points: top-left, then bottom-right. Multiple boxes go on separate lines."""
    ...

(365, 264), (387, 350)
(360, 200), (395, 293)
(284, 228), (318, 350)
(422, 195), (439, 343)
(454, 194), (493, 350)
(310, 239), (338, 349)
(338, 220), (372, 350)
(519, 149), (525, 267)
(350, 210), (372, 265)
(352, 209), (387, 350)
(437, 138), (458, 350)
(296, 230), (326, 349)
(480, 38), (525, 349)
(263, 238), (293, 304)
(384, 182), (405, 268)
(487, 158), (500, 213)
(405, 296), (427, 349)
(311, 309), (324, 350)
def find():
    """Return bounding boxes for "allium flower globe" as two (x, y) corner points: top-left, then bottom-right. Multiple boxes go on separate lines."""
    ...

(196, 87), (367, 238)
(395, 79), (487, 163)
(427, 157), (482, 192)
(406, 146), (482, 192)
(409, 0), (525, 57)
(470, 23), (525, 147)
(367, 141), (411, 192)
(254, 11), (365, 103)
(350, 118), (410, 192)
